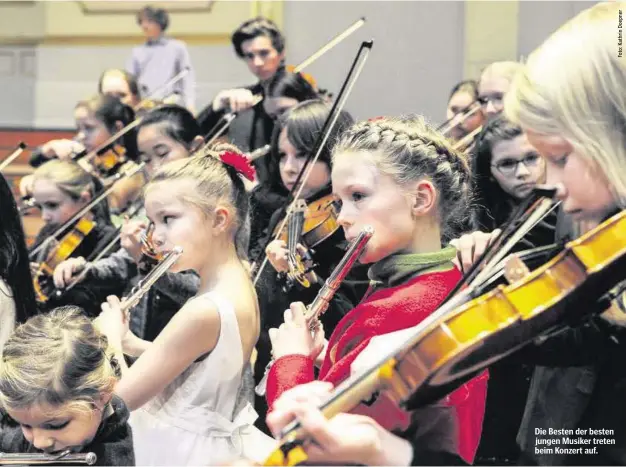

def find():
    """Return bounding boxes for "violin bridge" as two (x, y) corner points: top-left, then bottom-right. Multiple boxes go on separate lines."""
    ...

(503, 254), (532, 284)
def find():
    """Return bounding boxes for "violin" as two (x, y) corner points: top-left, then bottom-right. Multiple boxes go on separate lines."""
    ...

(89, 143), (128, 178)
(273, 194), (340, 249)
(264, 209), (626, 466)
(272, 194), (340, 290)
(32, 215), (97, 304)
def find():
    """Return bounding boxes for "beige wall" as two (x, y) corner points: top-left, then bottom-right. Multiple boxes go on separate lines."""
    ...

(0, 0), (599, 128)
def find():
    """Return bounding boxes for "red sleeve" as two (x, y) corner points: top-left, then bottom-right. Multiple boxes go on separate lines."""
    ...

(265, 354), (315, 410)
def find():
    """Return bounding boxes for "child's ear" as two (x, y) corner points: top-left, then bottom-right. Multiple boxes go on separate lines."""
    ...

(410, 180), (437, 217)
(211, 205), (232, 235)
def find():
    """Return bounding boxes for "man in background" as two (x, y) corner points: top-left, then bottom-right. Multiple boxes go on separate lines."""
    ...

(126, 5), (196, 112)
(196, 17), (287, 152)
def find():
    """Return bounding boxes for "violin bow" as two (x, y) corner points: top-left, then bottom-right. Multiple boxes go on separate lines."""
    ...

(436, 100), (481, 136)
(29, 162), (146, 260)
(0, 142), (27, 172)
(133, 67), (190, 112)
(442, 187), (559, 304)
(201, 17), (367, 147)
(251, 40), (374, 286)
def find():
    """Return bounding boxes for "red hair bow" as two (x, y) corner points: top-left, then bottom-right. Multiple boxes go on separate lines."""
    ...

(219, 151), (256, 182)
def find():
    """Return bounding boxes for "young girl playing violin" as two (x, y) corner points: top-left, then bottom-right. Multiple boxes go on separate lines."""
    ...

(265, 115), (488, 465)
(501, 3), (626, 465)
(0, 306), (134, 465)
(29, 159), (117, 316)
(52, 105), (203, 340)
(24, 95), (142, 213)
(95, 146), (274, 465)
(250, 98), (370, 433)
(445, 80), (484, 143)
(0, 172), (38, 350)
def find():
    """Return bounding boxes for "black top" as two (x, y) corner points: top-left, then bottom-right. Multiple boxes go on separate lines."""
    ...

(0, 395), (135, 466)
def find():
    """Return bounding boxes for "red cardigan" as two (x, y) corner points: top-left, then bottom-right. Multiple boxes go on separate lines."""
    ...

(266, 267), (488, 464)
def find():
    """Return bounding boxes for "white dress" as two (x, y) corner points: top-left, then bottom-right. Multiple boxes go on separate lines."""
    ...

(129, 291), (275, 466)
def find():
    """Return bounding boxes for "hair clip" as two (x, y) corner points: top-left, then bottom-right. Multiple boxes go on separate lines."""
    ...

(367, 116), (385, 122)
(219, 151), (256, 182)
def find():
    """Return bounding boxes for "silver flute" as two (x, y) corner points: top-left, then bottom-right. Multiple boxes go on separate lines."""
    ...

(0, 450), (97, 465)
(120, 246), (183, 313)
(255, 226), (374, 396)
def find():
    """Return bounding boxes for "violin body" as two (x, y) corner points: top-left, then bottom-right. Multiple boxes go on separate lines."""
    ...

(33, 216), (96, 303)
(273, 194), (340, 249)
(272, 195), (339, 290)
(397, 210), (626, 409)
(93, 144), (127, 177)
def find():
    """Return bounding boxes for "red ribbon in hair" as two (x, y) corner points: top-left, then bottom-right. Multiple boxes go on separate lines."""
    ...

(219, 151), (256, 182)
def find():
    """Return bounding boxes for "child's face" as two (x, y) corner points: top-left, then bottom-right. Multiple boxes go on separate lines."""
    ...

(332, 151), (418, 264)
(74, 109), (112, 153)
(145, 179), (216, 273)
(138, 124), (192, 180)
(32, 179), (88, 226)
(278, 128), (330, 198)
(7, 401), (105, 454)
(490, 133), (546, 200)
(525, 130), (617, 223)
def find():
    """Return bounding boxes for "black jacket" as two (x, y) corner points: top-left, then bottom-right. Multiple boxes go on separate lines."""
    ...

(0, 395), (135, 466)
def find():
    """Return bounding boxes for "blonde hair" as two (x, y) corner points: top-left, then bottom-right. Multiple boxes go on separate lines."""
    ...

(333, 116), (473, 240)
(145, 143), (251, 260)
(480, 61), (523, 86)
(505, 1), (626, 207)
(0, 306), (120, 414)
(33, 159), (95, 201)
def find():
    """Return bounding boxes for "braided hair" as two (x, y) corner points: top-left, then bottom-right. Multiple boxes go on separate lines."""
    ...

(333, 115), (474, 241)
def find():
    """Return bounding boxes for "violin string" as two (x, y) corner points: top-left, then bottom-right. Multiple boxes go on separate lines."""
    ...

(485, 201), (562, 279)
(470, 198), (559, 289)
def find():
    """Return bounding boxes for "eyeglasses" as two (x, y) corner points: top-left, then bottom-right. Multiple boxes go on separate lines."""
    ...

(491, 153), (541, 175)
